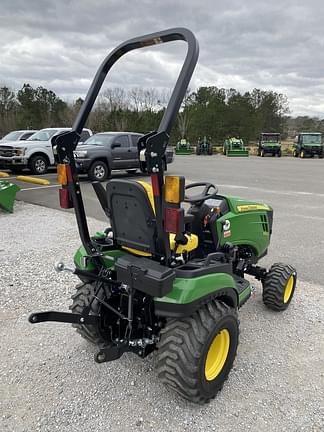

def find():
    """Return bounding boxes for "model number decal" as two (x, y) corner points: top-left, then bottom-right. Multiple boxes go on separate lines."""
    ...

(237, 204), (270, 212)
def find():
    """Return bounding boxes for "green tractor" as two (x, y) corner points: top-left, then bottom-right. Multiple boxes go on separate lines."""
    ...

(293, 132), (323, 158)
(196, 136), (213, 155)
(258, 133), (281, 157)
(175, 138), (193, 155)
(223, 137), (249, 157)
(29, 28), (297, 404)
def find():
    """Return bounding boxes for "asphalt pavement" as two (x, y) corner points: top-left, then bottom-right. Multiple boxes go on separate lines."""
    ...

(6, 154), (324, 285)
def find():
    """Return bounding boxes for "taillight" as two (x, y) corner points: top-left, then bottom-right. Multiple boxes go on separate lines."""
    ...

(59, 188), (73, 209)
(164, 207), (184, 233)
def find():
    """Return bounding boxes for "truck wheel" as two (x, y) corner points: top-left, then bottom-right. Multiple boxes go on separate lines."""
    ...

(262, 263), (297, 311)
(319, 153), (323, 159)
(293, 149), (298, 157)
(70, 282), (106, 345)
(88, 160), (109, 181)
(29, 155), (48, 175)
(300, 150), (305, 158)
(261, 149), (265, 157)
(277, 150), (281, 157)
(155, 300), (239, 404)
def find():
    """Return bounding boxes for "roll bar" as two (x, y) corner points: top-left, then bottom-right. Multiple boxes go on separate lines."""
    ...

(52, 28), (199, 262)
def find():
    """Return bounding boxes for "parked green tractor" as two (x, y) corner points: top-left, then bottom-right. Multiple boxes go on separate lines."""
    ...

(223, 137), (249, 157)
(258, 133), (281, 157)
(29, 28), (297, 404)
(196, 136), (213, 155)
(293, 132), (323, 158)
(175, 138), (193, 155)
(0, 180), (20, 213)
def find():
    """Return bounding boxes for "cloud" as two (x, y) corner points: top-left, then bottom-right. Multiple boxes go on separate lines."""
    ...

(0, 0), (323, 116)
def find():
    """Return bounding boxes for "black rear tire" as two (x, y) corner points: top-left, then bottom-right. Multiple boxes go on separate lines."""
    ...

(69, 282), (106, 345)
(29, 155), (48, 175)
(155, 300), (239, 404)
(262, 263), (297, 311)
(88, 160), (109, 182)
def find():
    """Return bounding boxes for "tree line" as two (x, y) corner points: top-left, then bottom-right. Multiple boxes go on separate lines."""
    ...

(0, 82), (319, 144)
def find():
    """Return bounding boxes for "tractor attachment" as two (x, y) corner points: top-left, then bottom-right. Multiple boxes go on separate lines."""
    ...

(0, 180), (20, 213)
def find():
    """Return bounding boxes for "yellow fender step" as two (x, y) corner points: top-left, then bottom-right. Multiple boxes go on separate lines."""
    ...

(16, 176), (50, 186)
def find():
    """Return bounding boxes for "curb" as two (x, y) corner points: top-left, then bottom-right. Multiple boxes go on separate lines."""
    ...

(16, 176), (50, 186)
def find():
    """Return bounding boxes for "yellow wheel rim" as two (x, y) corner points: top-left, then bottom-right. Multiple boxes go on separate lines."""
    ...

(284, 275), (294, 303)
(205, 329), (230, 381)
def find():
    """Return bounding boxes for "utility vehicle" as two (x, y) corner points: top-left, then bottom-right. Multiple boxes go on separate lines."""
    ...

(293, 132), (323, 158)
(29, 28), (297, 404)
(196, 136), (213, 155)
(258, 133), (281, 157)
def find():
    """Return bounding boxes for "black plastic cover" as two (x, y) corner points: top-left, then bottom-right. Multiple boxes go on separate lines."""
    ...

(115, 254), (176, 297)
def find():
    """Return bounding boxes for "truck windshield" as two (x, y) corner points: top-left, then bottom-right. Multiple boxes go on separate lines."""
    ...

(1, 131), (23, 141)
(302, 135), (322, 144)
(81, 134), (118, 146)
(27, 129), (60, 141)
(263, 135), (279, 142)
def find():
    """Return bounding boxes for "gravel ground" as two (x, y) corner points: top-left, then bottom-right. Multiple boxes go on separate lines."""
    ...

(1, 202), (323, 432)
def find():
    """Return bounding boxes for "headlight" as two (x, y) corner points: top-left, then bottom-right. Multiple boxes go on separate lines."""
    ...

(74, 150), (87, 158)
(14, 147), (26, 156)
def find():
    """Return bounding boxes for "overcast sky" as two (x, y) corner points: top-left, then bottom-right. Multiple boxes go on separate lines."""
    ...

(1, 0), (323, 117)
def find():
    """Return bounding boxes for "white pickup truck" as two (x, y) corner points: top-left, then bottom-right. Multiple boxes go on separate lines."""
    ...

(0, 127), (93, 174)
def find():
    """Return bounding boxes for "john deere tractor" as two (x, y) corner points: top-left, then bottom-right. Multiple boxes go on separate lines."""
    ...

(223, 137), (249, 157)
(258, 133), (281, 157)
(175, 138), (193, 155)
(29, 28), (297, 404)
(196, 136), (213, 155)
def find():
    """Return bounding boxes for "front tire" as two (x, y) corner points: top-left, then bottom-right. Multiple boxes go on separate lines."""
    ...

(300, 150), (305, 158)
(88, 160), (109, 181)
(262, 263), (297, 311)
(261, 149), (265, 157)
(29, 155), (48, 175)
(155, 300), (239, 404)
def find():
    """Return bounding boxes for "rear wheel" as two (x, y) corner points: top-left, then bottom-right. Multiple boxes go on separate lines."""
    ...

(262, 263), (297, 311)
(70, 282), (106, 345)
(319, 152), (323, 159)
(300, 150), (305, 158)
(88, 160), (109, 181)
(29, 155), (48, 175)
(293, 149), (298, 157)
(155, 300), (239, 404)
(261, 149), (265, 157)
(277, 150), (281, 157)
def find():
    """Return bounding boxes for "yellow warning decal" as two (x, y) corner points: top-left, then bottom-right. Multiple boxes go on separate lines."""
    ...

(237, 204), (270, 212)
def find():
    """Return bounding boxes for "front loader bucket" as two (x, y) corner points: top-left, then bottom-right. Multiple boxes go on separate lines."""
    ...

(175, 148), (193, 155)
(0, 180), (20, 213)
(226, 149), (249, 157)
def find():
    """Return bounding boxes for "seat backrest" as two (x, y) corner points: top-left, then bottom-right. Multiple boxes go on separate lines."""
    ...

(106, 179), (157, 254)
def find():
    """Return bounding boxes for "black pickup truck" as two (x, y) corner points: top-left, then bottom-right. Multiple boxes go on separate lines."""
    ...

(74, 131), (174, 181)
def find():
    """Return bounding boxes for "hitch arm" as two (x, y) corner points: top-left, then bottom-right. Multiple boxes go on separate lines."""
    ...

(28, 311), (99, 325)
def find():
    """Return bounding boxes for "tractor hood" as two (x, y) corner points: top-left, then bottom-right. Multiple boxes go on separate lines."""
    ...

(226, 196), (272, 214)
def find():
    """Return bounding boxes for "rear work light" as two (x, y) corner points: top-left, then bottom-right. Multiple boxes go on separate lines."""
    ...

(164, 207), (184, 233)
(164, 176), (185, 204)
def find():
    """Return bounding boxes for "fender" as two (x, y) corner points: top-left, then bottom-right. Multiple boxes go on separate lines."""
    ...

(154, 272), (244, 317)
(26, 145), (55, 164)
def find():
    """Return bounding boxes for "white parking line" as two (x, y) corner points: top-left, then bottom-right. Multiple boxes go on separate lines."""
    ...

(217, 184), (324, 198)
(19, 184), (60, 191)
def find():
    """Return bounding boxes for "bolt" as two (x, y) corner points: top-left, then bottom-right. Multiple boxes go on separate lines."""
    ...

(79, 317), (85, 323)
(97, 353), (105, 362)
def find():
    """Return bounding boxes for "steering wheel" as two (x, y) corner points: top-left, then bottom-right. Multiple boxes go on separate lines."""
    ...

(184, 182), (218, 204)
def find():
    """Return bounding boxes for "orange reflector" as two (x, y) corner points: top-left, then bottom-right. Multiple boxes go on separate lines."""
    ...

(57, 164), (68, 185)
(164, 176), (185, 204)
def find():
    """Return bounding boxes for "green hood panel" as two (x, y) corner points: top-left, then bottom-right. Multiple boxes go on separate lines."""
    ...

(155, 273), (236, 304)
